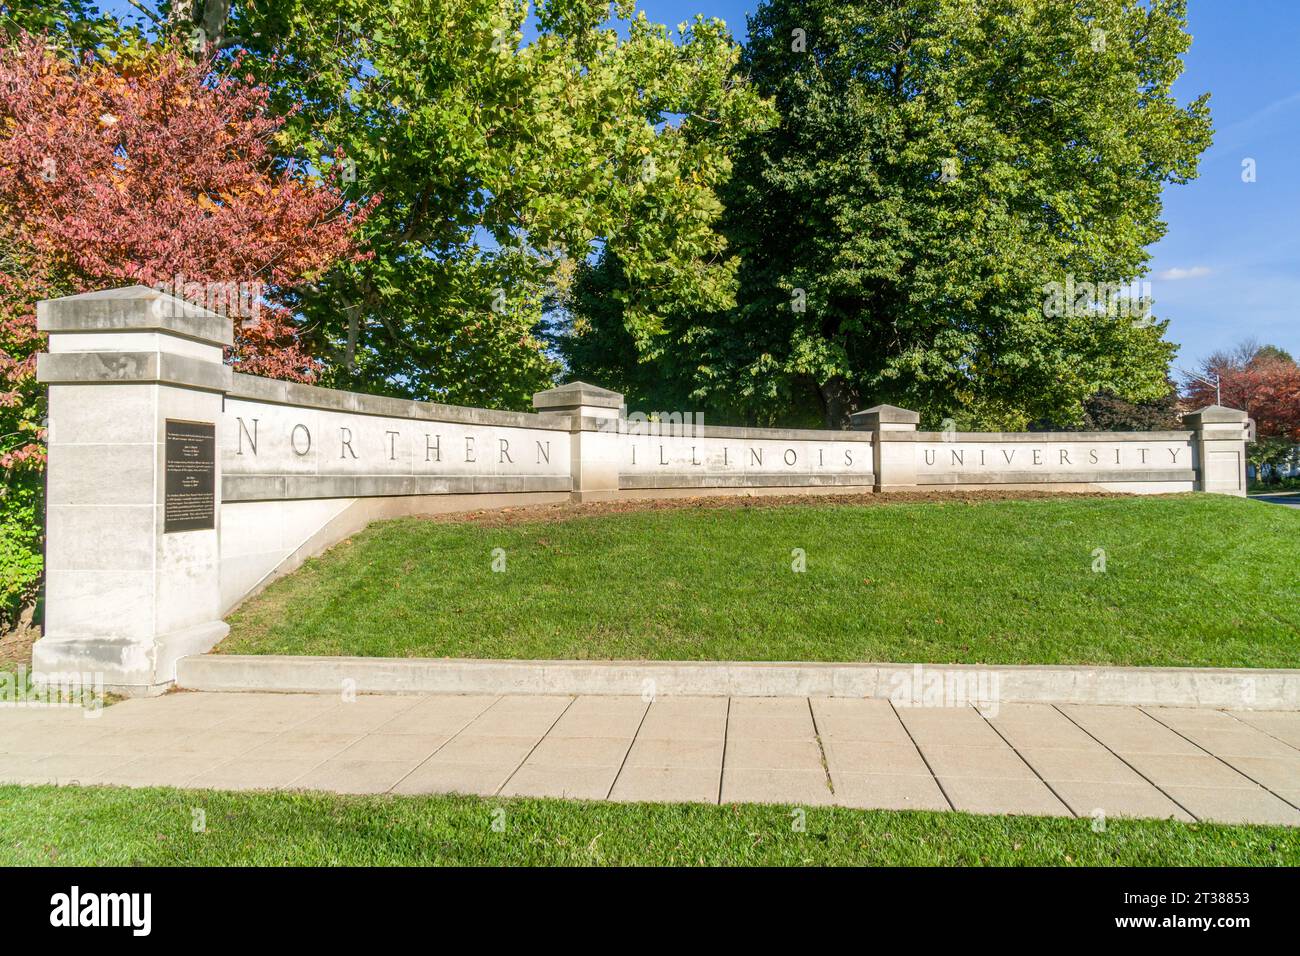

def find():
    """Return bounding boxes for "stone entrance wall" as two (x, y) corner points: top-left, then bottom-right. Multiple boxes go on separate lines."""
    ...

(218, 372), (575, 613)
(33, 287), (1248, 692)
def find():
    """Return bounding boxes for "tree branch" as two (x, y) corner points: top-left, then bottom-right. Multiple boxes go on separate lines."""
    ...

(126, 0), (164, 26)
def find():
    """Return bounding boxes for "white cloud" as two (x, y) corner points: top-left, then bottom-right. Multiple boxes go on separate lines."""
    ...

(1154, 266), (1212, 281)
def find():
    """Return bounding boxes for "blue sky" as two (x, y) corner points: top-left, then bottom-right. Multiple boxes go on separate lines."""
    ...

(104, 0), (1298, 368)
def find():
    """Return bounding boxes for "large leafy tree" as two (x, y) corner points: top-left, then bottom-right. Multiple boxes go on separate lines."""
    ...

(0, 33), (370, 624)
(177, 0), (770, 410)
(572, 0), (1211, 428)
(0, 36), (372, 379)
(31, 1), (769, 410)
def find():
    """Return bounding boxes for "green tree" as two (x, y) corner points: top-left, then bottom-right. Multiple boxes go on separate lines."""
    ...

(574, 0), (1210, 428)
(1023, 382), (1182, 432)
(559, 248), (729, 416)
(214, 0), (770, 410)
(0, 1), (138, 54)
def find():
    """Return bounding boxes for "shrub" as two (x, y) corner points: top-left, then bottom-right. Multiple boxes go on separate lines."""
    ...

(0, 467), (42, 629)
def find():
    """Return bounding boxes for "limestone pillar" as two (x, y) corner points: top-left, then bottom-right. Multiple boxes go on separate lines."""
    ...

(1182, 405), (1249, 496)
(848, 404), (921, 492)
(532, 381), (626, 502)
(33, 286), (232, 694)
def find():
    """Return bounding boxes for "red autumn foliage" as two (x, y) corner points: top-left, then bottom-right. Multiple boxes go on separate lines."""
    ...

(1187, 348), (1300, 442)
(0, 33), (375, 469)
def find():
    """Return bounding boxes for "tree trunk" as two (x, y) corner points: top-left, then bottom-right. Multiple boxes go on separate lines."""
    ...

(818, 377), (859, 429)
(169, 1), (233, 49)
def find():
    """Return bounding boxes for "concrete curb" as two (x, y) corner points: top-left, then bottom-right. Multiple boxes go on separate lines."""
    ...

(174, 655), (1300, 710)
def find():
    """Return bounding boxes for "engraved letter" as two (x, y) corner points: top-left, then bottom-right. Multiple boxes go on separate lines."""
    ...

(340, 427), (358, 459)
(236, 416), (258, 456)
(291, 424), (311, 456)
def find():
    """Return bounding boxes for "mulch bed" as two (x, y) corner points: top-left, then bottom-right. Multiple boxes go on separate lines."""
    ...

(417, 488), (1134, 527)
(0, 614), (37, 671)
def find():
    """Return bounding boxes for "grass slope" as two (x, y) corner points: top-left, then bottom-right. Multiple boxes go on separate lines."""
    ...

(221, 495), (1300, 668)
(3, 785), (1296, 866)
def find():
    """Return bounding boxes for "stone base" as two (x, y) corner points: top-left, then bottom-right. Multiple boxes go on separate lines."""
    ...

(33, 620), (229, 697)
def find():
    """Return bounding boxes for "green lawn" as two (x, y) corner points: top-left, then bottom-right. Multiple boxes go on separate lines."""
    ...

(220, 494), (1300, 668)
(3, 785), (1296, 866)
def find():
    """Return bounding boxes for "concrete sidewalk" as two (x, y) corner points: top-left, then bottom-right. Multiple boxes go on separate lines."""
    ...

(2, 692), (1299, 826)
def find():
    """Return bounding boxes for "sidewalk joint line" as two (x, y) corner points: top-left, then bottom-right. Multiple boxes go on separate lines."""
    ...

(603, 696), (653, 801)
(1050, 704), (1200, 822)
(199, 697), (352, 789)
(806, 697), (834, 797)
(493, 695), (578, 797)
(1138, 707), (1300, 813)
(280, 696), (429, 790)
(716, 697), (732, 805)
(1224, 710), (1300, 757)
(889, 701), (955, 812)
(386, 695), (502, 795)
(975, 706), (1074, 818)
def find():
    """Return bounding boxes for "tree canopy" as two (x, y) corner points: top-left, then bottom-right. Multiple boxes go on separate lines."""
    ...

(566, 0), (1211, 427)
(219, 0), (772, 409)
(0, 31), (369, 623)
(1188, 341), (1300, 443)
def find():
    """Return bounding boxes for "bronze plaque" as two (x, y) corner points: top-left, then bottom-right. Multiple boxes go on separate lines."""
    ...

(164, 420), (216, 533)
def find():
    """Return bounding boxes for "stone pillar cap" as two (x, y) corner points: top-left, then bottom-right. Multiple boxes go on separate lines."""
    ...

(1181, 404), (1248, 427)
(849, 404), (921, 427)
(533, 380), (625, 412)
(37, 285), (234, 348)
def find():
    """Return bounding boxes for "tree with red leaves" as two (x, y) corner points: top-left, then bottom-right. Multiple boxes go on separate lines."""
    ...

(1186, 341), (1300, 484)
(0, 33), (373, 388)
(1187, 342), (1300, 442)
(0, 32), (374, 623)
